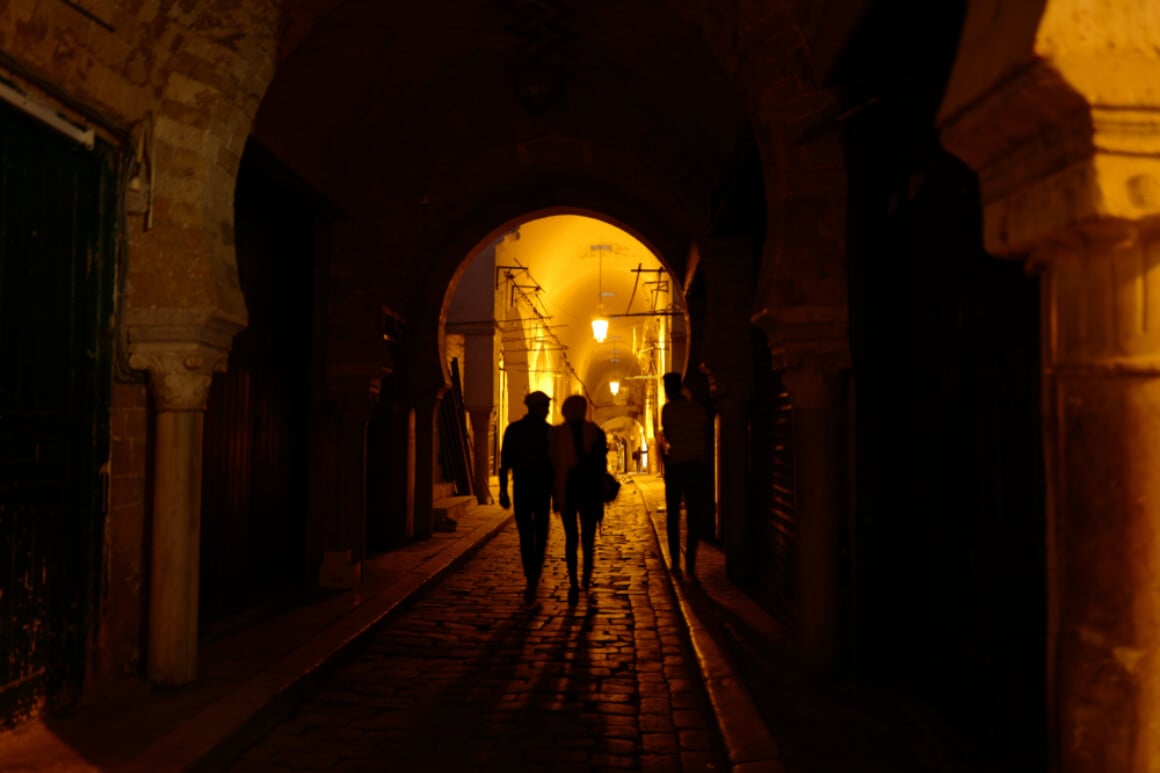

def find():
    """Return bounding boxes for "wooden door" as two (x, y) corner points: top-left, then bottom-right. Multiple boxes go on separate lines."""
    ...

(0, 103), (115, 726)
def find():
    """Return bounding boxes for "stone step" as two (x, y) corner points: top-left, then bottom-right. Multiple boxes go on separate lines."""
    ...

(433, 494), (475, 532)
(433, 481), (458, 501)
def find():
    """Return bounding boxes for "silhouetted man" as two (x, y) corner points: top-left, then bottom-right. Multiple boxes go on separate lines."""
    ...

(659, 372), (709, 583)
(498, 391), (553, 604)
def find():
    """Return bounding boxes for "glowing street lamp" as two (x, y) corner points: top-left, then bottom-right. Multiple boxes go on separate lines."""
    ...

(592, 244), (609, 343)
(592, 308), (609, 343)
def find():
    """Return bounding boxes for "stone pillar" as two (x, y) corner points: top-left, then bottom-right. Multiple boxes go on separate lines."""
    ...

(753, 312), (849, 673)
(1039, 225), (1160, 770)
(128, 343), (228, 685)
(783, 361), (845, 672)
(453, 320), (499, 504)
(938, 4), (1160, 766)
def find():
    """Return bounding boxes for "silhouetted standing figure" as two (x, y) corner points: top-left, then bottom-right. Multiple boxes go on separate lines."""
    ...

(549, 394), (608, 605)
(659, 372), (709, 583)
(498, 391), (553, 604)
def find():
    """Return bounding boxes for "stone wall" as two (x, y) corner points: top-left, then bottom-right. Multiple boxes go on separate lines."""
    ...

(0, 0), (283, 684)
(671, 0), (849, 333)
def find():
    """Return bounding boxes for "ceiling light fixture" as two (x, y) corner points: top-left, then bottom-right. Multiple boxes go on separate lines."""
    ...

(591, 245), (609, 343)
(609, 340), (620, 396)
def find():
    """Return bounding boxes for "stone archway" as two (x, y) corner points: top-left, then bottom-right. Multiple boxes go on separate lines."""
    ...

(440, 210), (689, 522)
(599, 416), (650, 474)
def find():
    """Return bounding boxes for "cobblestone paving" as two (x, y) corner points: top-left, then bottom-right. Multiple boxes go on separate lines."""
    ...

(224, 491), (727, 773)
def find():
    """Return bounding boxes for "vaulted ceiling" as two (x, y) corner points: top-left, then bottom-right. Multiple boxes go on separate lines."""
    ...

(467, 214), (684, 402)
(252, 0), (755, 324)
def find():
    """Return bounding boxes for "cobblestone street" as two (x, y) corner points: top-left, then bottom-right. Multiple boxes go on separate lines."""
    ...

(224, 488), (727, 772)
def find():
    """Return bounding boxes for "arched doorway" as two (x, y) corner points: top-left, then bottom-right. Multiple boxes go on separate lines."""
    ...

(201, 0), (763, 636)
(442, 213), (689, 501)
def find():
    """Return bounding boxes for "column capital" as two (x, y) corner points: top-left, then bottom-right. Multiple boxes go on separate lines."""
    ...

(1039, 220), (1160, 373)
(938, 1), (1160, 255)
(752, 305), (850, 376)
(128, 341), (229, 411)
(126, 307), (244, 411)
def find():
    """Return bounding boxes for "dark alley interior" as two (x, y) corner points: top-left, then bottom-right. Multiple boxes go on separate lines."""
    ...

(3, 0), (1156, 770)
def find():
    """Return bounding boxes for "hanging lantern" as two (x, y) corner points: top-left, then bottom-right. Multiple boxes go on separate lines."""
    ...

(592, 245), (609, 343)
(591, 310), (609, 343)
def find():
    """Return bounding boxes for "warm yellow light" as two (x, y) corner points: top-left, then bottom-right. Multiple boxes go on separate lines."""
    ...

(591, 314), (608, 343)
(609, 379), (620, 396)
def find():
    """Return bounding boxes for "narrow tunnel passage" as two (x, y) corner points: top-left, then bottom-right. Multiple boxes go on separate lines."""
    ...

(223, 485), (727, 772)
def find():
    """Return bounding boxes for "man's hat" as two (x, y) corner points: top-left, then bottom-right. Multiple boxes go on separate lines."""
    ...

(524, 391), (551, 407)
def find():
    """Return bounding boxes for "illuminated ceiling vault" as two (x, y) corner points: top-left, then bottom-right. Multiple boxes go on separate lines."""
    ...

(455, 214), (685, 407)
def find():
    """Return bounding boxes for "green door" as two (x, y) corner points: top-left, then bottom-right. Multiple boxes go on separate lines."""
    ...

(0, 101), (115, 727)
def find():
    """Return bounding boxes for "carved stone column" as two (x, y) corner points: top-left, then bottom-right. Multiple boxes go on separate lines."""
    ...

(939, 4), (1160, 766)
(782, 360), (845, 672)
(128, 342), (228, 685)
(1037, 224), (1160, 771)
(753, 303), (849, 672)
(452, 319), (499, 505)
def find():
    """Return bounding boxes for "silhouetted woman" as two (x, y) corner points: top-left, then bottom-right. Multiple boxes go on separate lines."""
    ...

(549, 394), (608, 604)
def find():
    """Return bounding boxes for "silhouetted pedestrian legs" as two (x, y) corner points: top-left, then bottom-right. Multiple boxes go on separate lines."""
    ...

(513, 487), (551, 592)
(560, 503), (599, 598)
(497, 391), (553, 604)
(665, 460), (707, 576)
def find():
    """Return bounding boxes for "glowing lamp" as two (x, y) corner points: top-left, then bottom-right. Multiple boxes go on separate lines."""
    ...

(609, 379), (620, 396)
(591, 312), (609, 343)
